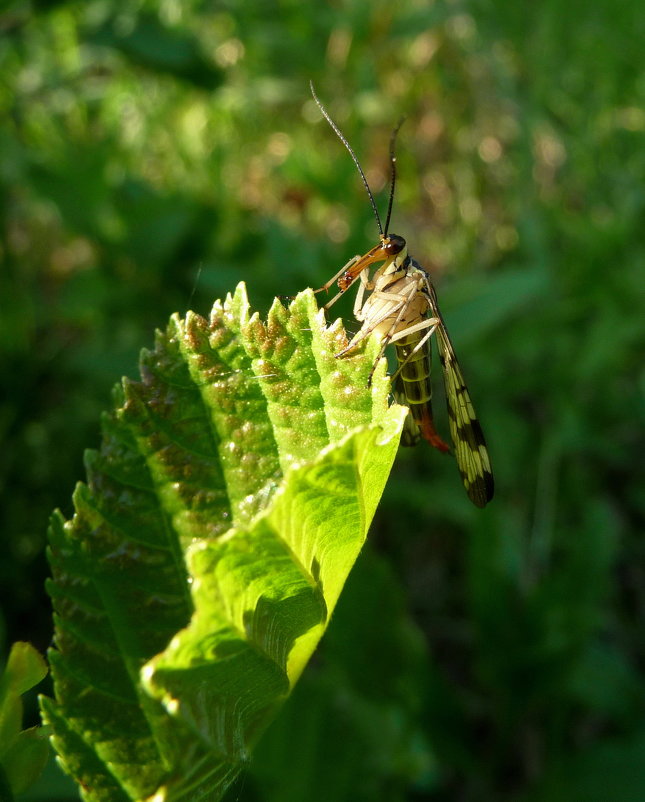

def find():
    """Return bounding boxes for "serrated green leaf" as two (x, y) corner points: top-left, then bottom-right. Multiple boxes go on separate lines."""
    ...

(40, 284), (406, 802)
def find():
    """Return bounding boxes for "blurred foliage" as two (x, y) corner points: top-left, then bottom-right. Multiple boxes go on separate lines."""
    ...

(0, 0), (643, 799)
(0, 642), (49, 798)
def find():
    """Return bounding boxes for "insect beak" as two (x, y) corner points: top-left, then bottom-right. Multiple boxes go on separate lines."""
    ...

(360, 241), (390, 266)
(338, 242), (390, 291)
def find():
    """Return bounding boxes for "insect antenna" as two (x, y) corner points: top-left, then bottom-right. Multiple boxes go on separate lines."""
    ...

(383, 116), (405, 237)
(309, 81), (383, 236)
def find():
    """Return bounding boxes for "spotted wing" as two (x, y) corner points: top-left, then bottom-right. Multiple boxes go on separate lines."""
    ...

(427, 283), (494, 508)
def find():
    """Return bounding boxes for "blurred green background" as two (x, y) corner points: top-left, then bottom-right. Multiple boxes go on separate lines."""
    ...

(1, 0), (644, 800)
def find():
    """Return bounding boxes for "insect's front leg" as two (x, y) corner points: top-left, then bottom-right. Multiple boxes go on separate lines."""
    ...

(313, 254), (363, 310)
(335, 277), (410, 360)
(334, 301), (394, 359)
(352, 267), (374, 321)
(363, 282), (419, 387)
(335, 280), (419, 386)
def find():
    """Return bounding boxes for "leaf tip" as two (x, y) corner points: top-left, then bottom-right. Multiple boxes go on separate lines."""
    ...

(224, 282), (251, 323)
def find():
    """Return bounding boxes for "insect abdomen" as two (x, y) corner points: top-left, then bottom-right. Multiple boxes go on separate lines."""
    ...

(394, 335), (432, 405)
(393, 334), (450, 452)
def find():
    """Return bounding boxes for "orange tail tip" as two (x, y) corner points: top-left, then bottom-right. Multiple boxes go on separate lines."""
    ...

(419, 406), (450, 453)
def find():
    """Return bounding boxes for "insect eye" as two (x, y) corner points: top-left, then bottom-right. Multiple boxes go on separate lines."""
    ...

(383, 234), (406, 255)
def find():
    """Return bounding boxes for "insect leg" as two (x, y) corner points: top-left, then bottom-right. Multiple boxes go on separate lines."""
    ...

(335, 280), (415, 360)
(352, 267), (376, 320)
(312, 254), (363, 310)
(388, 317), (440, 382)
(363, 283), (420, 386)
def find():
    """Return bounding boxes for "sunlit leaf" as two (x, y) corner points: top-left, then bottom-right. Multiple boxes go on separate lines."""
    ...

(40, 284), (405, 801)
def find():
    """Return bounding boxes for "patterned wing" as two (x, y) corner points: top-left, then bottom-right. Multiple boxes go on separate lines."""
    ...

(427, 284), (494, 507)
